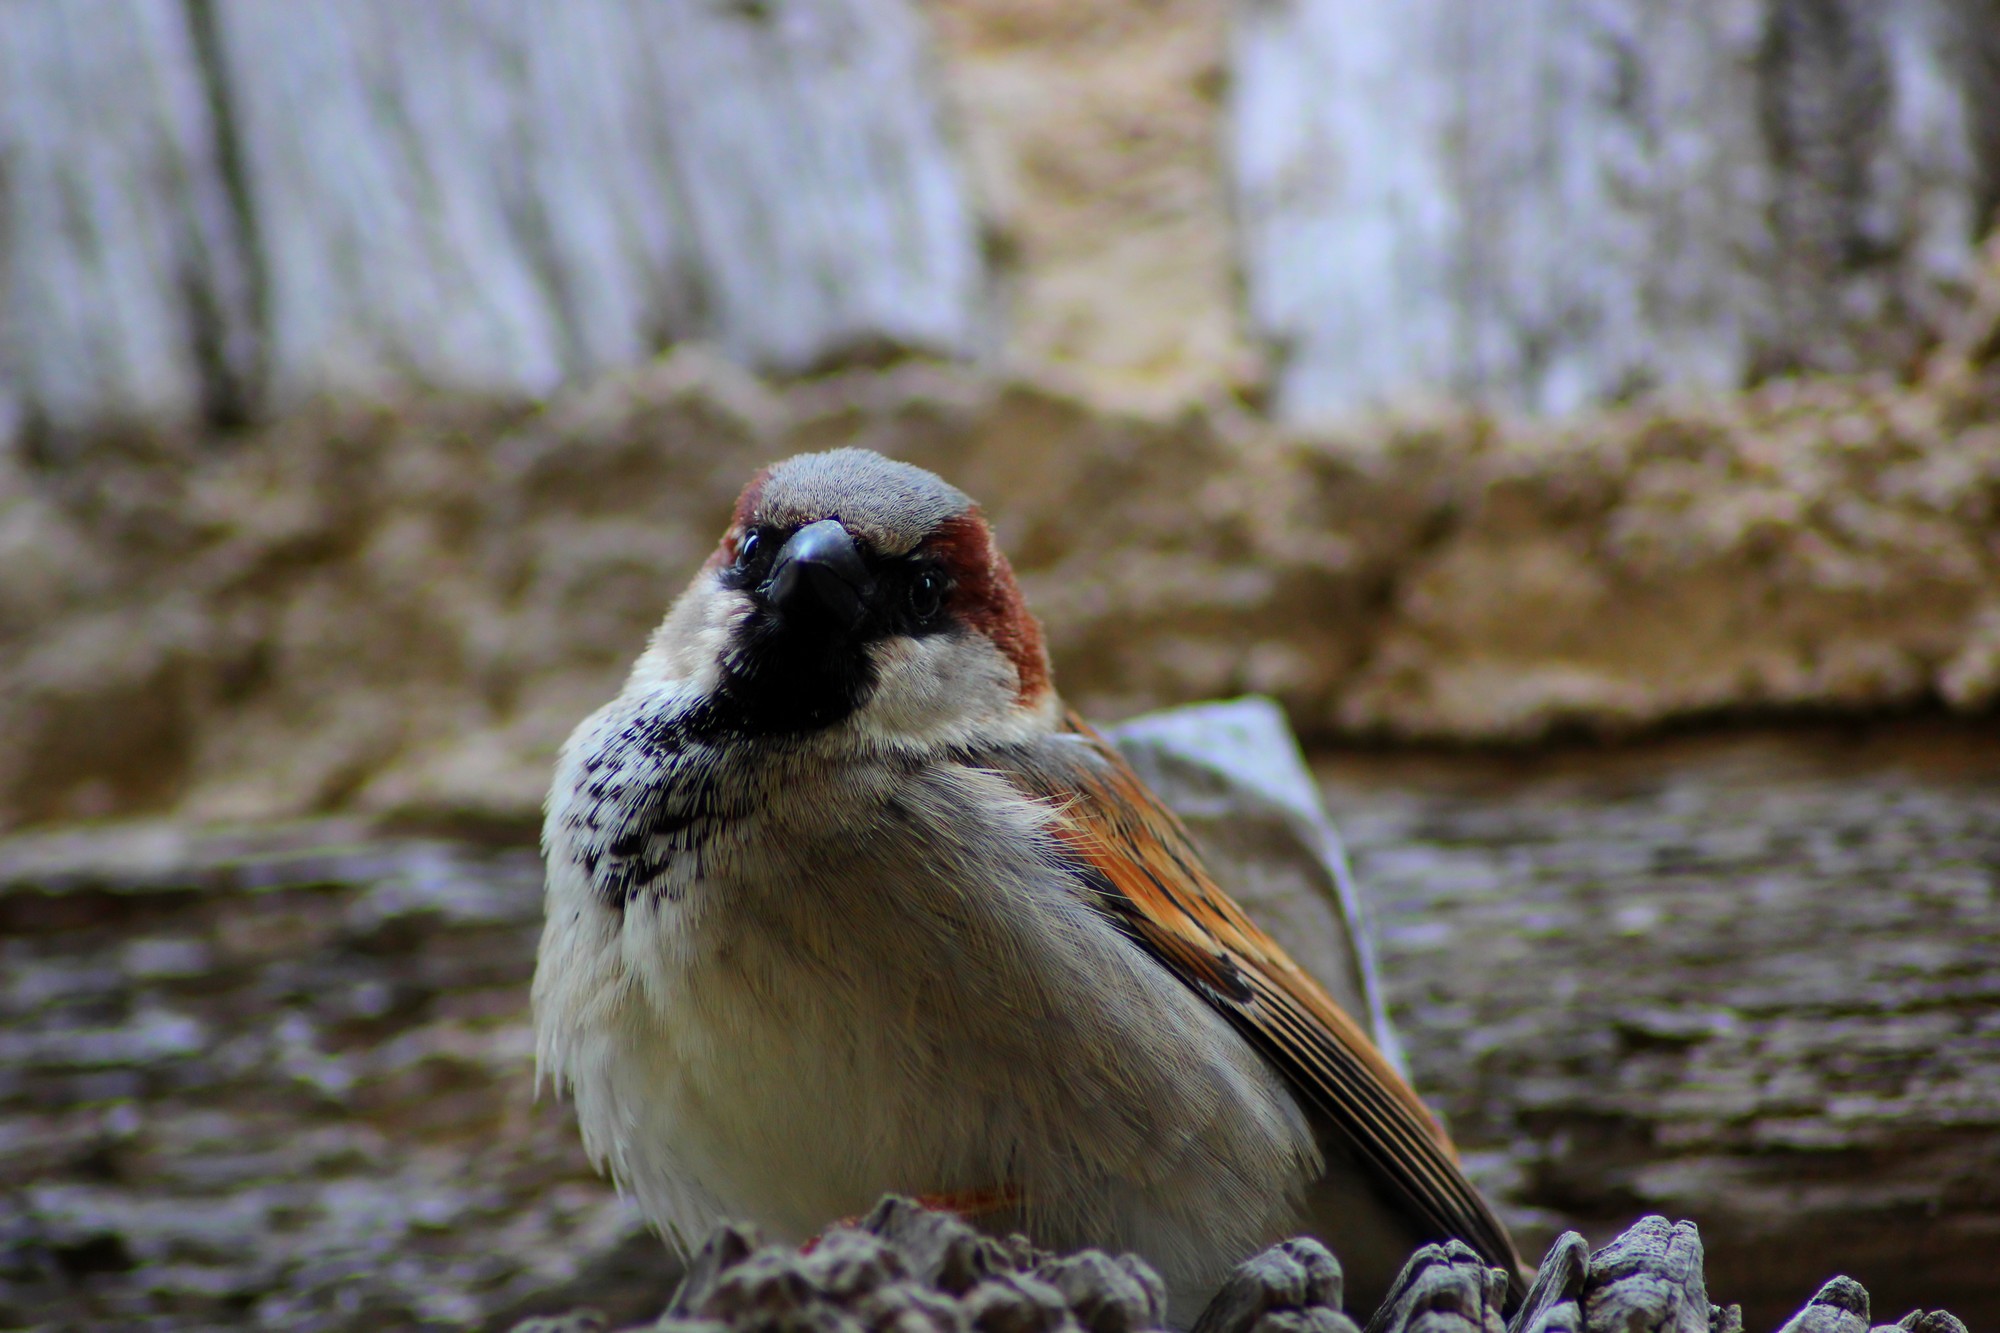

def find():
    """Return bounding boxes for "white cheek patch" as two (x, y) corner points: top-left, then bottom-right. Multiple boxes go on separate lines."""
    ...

(856, 630), (1022, 745)
(635, 578), (756, 695)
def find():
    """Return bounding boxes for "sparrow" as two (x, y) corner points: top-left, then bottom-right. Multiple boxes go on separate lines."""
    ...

(532, 448), (1524, 1320)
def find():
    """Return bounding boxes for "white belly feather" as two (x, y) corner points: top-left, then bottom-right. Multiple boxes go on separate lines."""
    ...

(531, 693), (1321, 1307)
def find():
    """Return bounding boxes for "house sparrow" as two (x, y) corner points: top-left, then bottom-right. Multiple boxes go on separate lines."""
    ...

(532, 448), (1524, 1319)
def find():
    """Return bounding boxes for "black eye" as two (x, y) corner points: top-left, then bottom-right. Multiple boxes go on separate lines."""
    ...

(736, 530), (761, 566)
(909, 569), (947, 621)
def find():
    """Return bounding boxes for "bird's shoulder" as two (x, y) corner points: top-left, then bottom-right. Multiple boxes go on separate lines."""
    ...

(963, 715), (1527, 1299)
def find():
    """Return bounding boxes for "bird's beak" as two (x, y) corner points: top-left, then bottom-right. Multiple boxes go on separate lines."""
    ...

(761, 519), (874, 632)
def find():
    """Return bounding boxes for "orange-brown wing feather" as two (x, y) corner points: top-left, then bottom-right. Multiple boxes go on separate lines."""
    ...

(1000, 715), (1525, 1297)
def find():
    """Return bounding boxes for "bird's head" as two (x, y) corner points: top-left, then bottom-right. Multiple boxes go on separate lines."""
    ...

(643, 448), (1054, 745)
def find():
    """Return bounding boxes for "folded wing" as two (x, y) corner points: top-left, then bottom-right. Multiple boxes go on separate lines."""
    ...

(988, 716), (1526, 1303)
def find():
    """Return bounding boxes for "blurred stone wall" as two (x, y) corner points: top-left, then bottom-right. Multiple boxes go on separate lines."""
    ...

(1231, 0), (2000, 419)
(4, 321), (1999, 830)
(11, 0), (2000, 440)
(2, 5), (1999, 822)
(1, 0), (981, 442)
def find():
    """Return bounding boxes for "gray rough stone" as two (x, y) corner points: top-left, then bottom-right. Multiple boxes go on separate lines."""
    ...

(1778, 1278), (1872, 1333)
(1505, 1232), (1587, 1333)
(666, 1226), (763, 1321)
(698, 1249), (832, 1324)
(805, 1230), (914, 1303)
(1894, 1313), (1969, 1333)
(504, 1212), (1990, 1333)
(1193, 1237), (1356, 1333)
(962, 1272), (1080, 1333)
(1034, 1251), (1166, 1333)
(576, 1200), (1169, 1333)
(1359, 1240), (1506, 1333)
(861, 1196), (1039, 1298)
(1579, 1218), (1707, 1333)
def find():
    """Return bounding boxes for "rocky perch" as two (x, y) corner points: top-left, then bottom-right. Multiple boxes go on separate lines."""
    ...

(509, 1198), (1968, 1333)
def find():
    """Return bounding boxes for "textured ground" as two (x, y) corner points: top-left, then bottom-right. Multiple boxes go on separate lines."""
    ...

(0, 822), (660, 1332)
(1320, 716), (2000, 1332)
(2, 718), (1994, 1331)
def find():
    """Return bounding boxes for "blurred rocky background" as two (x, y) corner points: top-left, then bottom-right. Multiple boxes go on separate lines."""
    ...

(3, 1), (1998, 1330)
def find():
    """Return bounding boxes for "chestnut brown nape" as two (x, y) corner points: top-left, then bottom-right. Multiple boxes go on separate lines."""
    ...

(923, 510), (1051, 705)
